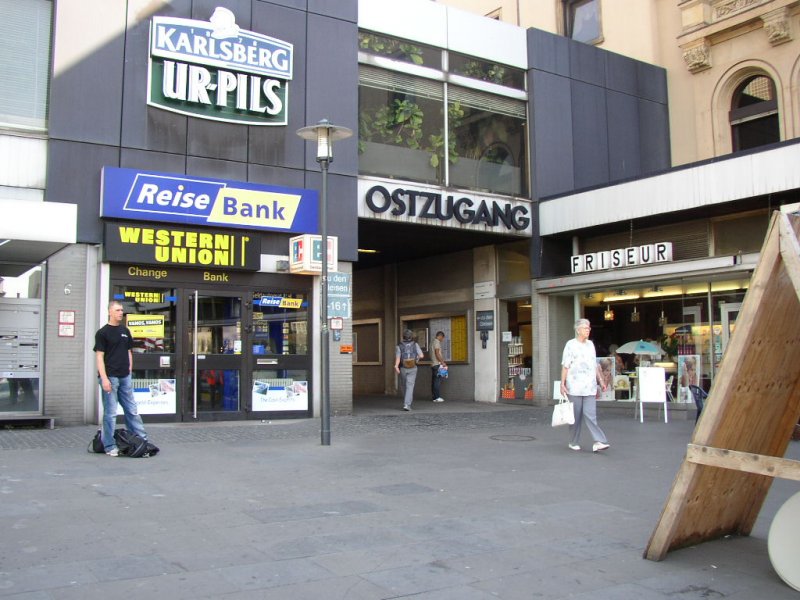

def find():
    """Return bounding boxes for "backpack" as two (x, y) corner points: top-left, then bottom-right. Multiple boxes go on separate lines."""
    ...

(114, 429), (159, 457)
(399, 341), (418, 369)
(88, 428), (159, 457)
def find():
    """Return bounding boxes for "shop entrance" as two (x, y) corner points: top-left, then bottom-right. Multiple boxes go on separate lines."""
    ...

(114, 276), (312, 422)
(185, 291), (243, 417)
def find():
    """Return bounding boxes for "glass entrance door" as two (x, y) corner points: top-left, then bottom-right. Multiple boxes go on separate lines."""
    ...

(185, 292), (243, 418)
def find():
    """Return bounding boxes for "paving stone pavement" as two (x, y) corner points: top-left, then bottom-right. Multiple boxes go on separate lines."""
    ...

(1, 402), (798, 599)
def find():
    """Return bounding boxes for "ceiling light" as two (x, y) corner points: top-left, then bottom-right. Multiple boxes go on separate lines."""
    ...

(604, 305), (614, 321)
(357, 248), (379, 254)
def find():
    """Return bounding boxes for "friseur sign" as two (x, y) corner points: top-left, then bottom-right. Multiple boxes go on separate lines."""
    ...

(104, 223), (261, 271)
(148, 7), (293, 125)
(101, 167), (318, 234)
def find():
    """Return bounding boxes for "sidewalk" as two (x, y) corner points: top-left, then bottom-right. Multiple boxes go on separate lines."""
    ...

(1, 403), (797, 599)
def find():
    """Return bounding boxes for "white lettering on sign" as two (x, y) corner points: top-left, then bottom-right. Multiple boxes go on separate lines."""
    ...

(148, 9), (293, 126)
(571, 243), (673, 273)
(136, 183), (211, 210)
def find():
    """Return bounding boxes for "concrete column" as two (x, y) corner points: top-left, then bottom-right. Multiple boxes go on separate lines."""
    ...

(473, 246), (499, 403)
(532, 290), (551, 406)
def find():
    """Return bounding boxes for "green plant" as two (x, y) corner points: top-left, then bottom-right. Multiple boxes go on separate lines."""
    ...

(359, 100), (464, 169)
(659, 333), (679, 358)
(458, 60), (507, 85)
(358, 33), (424, 65)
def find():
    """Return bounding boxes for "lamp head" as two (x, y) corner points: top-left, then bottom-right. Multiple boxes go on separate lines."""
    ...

(296, 118), (353, 163)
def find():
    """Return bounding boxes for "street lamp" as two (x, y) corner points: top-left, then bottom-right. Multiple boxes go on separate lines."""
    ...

(296, 119), (353, 446)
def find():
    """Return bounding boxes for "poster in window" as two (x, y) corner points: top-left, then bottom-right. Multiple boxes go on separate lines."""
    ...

(678, 355), (701, 404)
(596, 356), (615, 400)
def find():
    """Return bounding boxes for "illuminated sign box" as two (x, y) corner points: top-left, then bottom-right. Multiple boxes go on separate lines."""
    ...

(101, 167), (318, 234)
(103, 223), (261, 271)
(289, 234), (337, 274)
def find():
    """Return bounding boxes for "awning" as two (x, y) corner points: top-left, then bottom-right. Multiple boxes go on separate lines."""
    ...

(0, 199), (78, 277)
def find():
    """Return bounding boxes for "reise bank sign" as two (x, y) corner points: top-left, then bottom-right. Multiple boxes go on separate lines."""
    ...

(148, 7), (293, 125)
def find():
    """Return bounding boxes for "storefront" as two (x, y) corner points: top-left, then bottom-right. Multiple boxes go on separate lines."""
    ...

(534, 141), (800, 412)
(98, 165), (320, 421)
(107, 266), (312, 421)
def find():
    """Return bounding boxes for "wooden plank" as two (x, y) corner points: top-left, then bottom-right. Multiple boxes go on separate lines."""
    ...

(644, 460), (701, 561)
(645, 211), (800, 561)
(686, 444), (800, 482)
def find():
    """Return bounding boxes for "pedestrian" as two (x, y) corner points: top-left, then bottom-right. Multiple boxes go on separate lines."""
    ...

(430, 330), (447, 403)
(560, 318), (610, 452)
(394, 329), (424, 411)
(94, 300), (148, 456)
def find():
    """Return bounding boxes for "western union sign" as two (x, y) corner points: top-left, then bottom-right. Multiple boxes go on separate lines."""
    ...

(104, 223), (261, 270)
(101, 166), (318, 233)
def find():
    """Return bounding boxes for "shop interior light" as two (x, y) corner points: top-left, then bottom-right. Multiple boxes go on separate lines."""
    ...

(519, 299), (532, 308)
(604, 305), (614, 321)
(642, 286), (682, 298)
(658, 310), (667, 326)
(630, 306), (640, 322)
(602, 292), (640, 302)
(357, 248), (379, 254)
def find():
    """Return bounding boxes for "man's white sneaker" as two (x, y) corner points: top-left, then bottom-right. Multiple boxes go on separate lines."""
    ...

(433, 397), (444, 403)
(593, 442), (610, 452)
(106, 448), (119, 457)
(568, 444), (581, 451)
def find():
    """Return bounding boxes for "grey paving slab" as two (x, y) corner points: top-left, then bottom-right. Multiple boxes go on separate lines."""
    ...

(0, 404), (798, 599)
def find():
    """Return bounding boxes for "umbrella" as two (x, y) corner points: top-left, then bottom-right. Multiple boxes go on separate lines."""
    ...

(615, 340), (663, 356)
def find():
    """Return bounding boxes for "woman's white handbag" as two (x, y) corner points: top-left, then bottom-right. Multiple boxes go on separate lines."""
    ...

(551, 397), (575, 427)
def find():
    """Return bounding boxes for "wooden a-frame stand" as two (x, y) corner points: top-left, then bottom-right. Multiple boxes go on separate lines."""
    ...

(645, 211), (800, 561)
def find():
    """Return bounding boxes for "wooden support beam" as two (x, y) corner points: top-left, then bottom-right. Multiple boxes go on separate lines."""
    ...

(686, 444), (800, 482)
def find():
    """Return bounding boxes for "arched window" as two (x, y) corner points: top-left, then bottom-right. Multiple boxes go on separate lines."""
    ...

(729, 75), (779, 152)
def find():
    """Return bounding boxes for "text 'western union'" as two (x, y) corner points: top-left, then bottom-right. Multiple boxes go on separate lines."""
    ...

(117, 227), (249, 267)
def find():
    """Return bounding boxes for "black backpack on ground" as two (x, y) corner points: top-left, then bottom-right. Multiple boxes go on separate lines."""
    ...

(88, 428), (159, 457)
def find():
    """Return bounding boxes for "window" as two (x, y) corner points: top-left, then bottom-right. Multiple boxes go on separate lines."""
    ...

(358, 32), (528, 196)
(0, 0), (52, 130)
(564, 0), (601, 44)
(730, 75), (779, 152)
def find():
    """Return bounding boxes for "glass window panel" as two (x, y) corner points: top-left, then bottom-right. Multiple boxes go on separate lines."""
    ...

(115, 287), (177, 354)
(358, 31), (440, 68)
(252, 292), (308, 355)
(567, 0), (601, 44)
(189, 295), (241, 355)
(359, 71), (445, 184)
(252, 369), (308, 412)
(0, 0), (52, 129)
(448, 87), (527, 196)
(449, 53), (525, 90)
(184, 368), (239, 412)
(0, 377), (38, 412)
(0, 266), (43, 299)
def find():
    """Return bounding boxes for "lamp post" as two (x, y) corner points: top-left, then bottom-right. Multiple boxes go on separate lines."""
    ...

(296, 119), (352, 446)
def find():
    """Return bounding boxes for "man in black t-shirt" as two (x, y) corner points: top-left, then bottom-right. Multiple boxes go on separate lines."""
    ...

(94, 300), (147, 456)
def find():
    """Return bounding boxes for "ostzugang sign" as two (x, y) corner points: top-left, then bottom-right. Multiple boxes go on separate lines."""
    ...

(148, 7), (293, 125)
(101, 167), (318, 233)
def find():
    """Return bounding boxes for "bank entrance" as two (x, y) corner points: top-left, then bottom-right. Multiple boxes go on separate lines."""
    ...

(111, 267), (312, 421)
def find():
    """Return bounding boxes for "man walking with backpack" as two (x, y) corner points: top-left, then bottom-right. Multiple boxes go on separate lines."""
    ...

(394, 329), (424, 411)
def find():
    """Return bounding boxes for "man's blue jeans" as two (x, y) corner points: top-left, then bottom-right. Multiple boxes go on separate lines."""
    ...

(101, 374), (147, 451)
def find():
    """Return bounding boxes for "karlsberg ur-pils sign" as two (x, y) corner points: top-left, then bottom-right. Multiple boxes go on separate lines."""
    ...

(148, 7), (293, 125)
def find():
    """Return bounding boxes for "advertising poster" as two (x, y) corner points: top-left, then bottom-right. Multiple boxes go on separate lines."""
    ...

(678, 354), (701, 404)
(252, 379), (308, 412)
(130, 378), (177, 414)
(596, 356), (615, 400)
